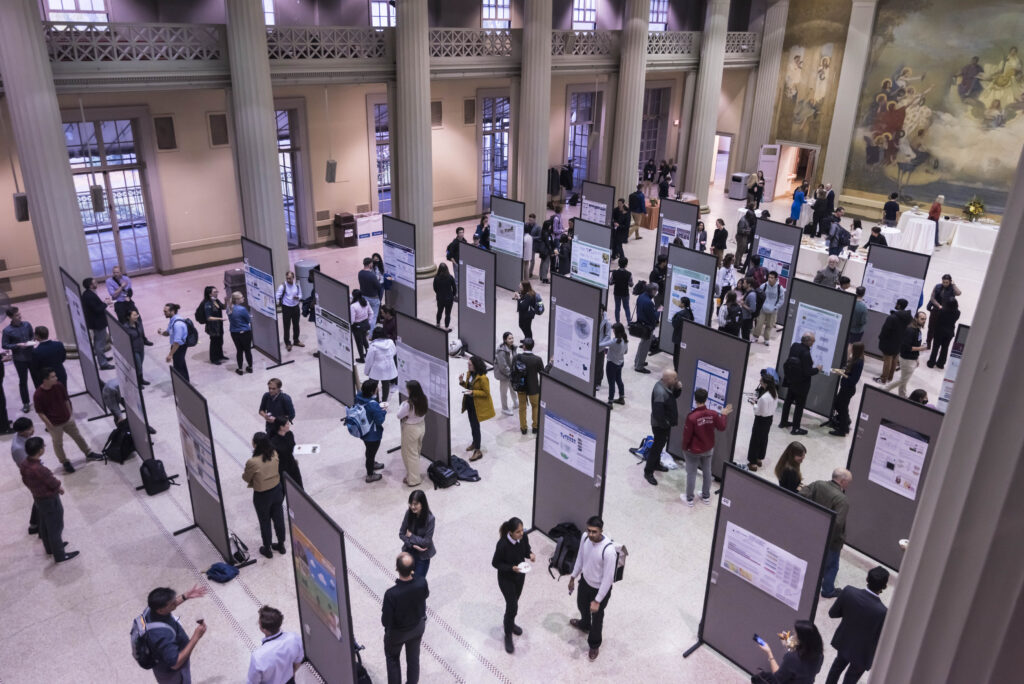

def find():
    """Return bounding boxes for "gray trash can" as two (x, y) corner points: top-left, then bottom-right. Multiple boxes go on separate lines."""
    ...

(729, 173), (750, 200)
(294, 259), (319, 284)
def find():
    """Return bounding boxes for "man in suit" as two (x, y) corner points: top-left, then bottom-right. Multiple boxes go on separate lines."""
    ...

(825, 566), (890, 684)
(817, 182), (836, 236)
(779, 332), (821, 435)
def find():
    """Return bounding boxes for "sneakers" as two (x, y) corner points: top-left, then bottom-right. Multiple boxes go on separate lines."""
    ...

(373, 462), (385, 470)
(236, 369), (244, 376)
(681, 495), (694, 507)
(245, 367), (253, 373)
(701, 496), (712, 505)
(63, 462), (76, 473)
(365, 473), (383, 483)
(764, 340), (770, 346)
(634, 367), (651, 374)
(791, 428), (808, 436)
(502, 409), (514, 416)
(55, 550), (80, 563)
(22, 403), (31, 413)
(613, 397), (625, 405)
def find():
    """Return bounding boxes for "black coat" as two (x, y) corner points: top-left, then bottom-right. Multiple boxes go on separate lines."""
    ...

(784, 342), (817, 389)
(81, 289), (109, 330)
(491, 534), (533, 576)
(828, 586), (887, 670)
(878, 309), (912, 355)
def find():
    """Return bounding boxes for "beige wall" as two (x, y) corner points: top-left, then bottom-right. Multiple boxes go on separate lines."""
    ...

(0, 98), (45, 299)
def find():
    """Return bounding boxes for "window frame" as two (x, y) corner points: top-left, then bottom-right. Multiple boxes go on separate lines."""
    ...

(44, 0), (108, 24)
(649, 0), (669, 32)
(370, 0), (397, 28)
(481, 0), (511, 30)
(571, 0), (597, 31)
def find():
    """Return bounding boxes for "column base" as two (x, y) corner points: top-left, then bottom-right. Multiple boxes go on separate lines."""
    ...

(416, 264), (438, 279)
(700, 205), (711, 215)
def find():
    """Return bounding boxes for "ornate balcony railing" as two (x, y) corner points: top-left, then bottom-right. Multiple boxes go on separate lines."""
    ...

(266, 26), (391, 61)
(725, 31), (760, 56)
(551, 30), (619, 58)
(44, 22), (224, 62)
(646, 31), (699, 57)
(429, 28), (515, 58)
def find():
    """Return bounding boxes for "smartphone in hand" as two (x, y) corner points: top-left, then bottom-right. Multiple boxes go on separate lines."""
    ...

(753, 634), (767, 647)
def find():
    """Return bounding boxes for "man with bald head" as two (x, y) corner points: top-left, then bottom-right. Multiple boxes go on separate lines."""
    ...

(802, 468), (853, 599)
(779, 331), (822, 435)
(382, 552), (429, 684)
(644, 368), (683, 486)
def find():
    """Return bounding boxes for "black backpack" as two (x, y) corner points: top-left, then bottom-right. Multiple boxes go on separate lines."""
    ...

(782, 355), (804, 387)
(183, 319), (200, 347)
(140, 458), (172, 495)
(510, 356), (528, 393)
(753, 288), (767, 317)
(427, 461), (459, 489)
(194, 302), (208, 325)
(449, 454), (481, 482)
(547, 522), (582, 580)
(632, 279), (647, 296)
(103, 421), (136, 464)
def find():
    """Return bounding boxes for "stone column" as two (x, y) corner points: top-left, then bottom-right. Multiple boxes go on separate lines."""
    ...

(685, 0), (731, 211)
(225, 0), (289, 279)
(394, 0), (434, 276)
(870, 149), (1024, 684)
(730, 67), (759, 180)
(516, 0), (552, 218)
(608, 0), (650, 201)
(0, 0), (91, 344)
(673, 70), (697, 198)
(820, 0), (878, 196)
(743, 0), (789, 171)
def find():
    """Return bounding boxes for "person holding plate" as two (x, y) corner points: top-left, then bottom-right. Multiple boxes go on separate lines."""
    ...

(491, 516), (535, 654)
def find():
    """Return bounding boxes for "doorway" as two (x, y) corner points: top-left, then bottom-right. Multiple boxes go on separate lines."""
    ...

(774, 142), (818, 200)
(710, 133), (732, 189)
(480, 94), (511, 212)
(566, 87), (605, 193)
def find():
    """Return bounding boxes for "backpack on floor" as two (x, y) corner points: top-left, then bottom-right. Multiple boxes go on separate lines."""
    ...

(449, 454), (481, 482)
(103, 421), (136, 464)
(448, 339), (465, 357)
(547, 522), (582, 580)
(130, 610), (176, 669)
(629, 435), (655, 462)
(354, 641), (372, 684)
(140, 458), (172, 496)
(344, 404), (372, 438)
(427, 461), (459, 489)
(206, 562), (239, 583)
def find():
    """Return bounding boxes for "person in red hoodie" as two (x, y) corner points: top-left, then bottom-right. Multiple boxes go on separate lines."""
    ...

(19, 436), (79, 563)
(681, 388), (733, 507)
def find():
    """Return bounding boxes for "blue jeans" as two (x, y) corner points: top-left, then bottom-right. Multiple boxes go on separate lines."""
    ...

(614, 294), (631, 323)
(821, 548), (841, 596)
(413, 557), (430, 579)
(365, 297), (381, 329)
(606, 361), (624, 401)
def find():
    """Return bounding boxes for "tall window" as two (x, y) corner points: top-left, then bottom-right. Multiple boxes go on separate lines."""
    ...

(572, 0), (597, 31)
(45, 0), (107, 23)
(373, 103), (392, 214)
(649, 0), (669, 32)
(276, 110), (300, 247)
(638, 88), (667, 173)
(480, 96), (510, 211)
(482, 0), (511, 29)
(567, 91), (601, 192)
(262, 0), (275, 25)
(370, 0), (397, 28)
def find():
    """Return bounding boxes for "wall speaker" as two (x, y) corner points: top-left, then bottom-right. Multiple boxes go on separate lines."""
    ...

(90, 185), (105, 213)
(326, 159), (337, 183)
(13, 193), (28, 222)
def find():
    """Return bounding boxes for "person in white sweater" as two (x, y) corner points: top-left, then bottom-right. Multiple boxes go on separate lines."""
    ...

(363, 328), (398, 402)
(567, 516), (617, 661)
(746, 370), (779, 471)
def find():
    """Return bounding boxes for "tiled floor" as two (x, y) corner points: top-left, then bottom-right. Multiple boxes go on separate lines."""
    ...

(0, 187), (987, 682)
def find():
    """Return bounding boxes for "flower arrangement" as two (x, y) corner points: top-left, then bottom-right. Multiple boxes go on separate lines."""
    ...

(963, 196), (985, 222)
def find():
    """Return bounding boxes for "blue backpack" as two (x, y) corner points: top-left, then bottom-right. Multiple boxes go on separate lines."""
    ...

(345, 404), (372, 438)
(629, 435), (656, 461)
(449, 454), (481, 482)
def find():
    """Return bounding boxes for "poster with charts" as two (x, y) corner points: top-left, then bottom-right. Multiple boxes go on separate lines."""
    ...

(668, 266), (712, 327)
(692, 359), (729, 412)
(659, 217), (693, 256)
(492, 215), (525, 258)
(721, 521), (808, 611)
(244, 261), (276, 318)
(552, 304), (593, 382)
(314, 305), (352, 370)
(465, 264), (487, 314)
(383, 239), (416, 290)
(756, 238), (795, 289)
(581, 198), (608, 225)
(793, 301), (842, 376)
(177, 409), (219, 500)
(868, 419), (929, 501)
(542, 408), (598, 478)
(570, 239), (611, 289)
(396, 340), (449, 417)
(861, 263), (925, 315)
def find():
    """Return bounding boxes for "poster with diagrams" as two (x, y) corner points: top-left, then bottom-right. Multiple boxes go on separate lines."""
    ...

(580, 198), (608, 225)
(868, 419), (929, 501)
(570, 239), (611, 290)
(177, 410), (219, 500)
(244, 260), (277, 318)
(693, 359), (730, 412)
(793, 301), (842, 376)
(659, 217), (693, 256)
(668, 266), (712, 326)
(383, 239), (416, 290)
(862, 264), (925, 315)
(755, 238), (795, 289)
(465, 264), (487, 314)
(492, 215), (525, 258)
(290, 517), (343, 641)
(721, 521), (808, 611)
(396, 340), (449, 417)
(552, 305), (593, 381)
(541, 407), (598, 478)
(314, 305), (353, 369)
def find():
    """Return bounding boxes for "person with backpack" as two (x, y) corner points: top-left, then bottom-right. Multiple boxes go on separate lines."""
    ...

(513, 338), (544, 434)
(400, 489), (436, 578)
(242, 433), (286, 559)
(513, 280), (542, 340)
(752, 271), (786, 346)
(227, 291), (254, 375)
(492, 516), (536, 654)
(779, 332), (822, 435)
(681, 388), (734, 505)
(157, 303), (192, 382)
(609, 257), (634, 324)
(739, 278), (758, 341)
(270, 416), (302, 489)
(458, 355), (494, 462)
(397, 381), (429, 487)
(875, 299), (911, 384)
(432, 263), (457, 331)
(354, 379), (388, 483)
(746, 371), (779, 471)
(745, 255), (769, 288)
(605, 323), (629, 407)
(350, 290), (373, 363)
(537, 221), (556, 284)
(633, 283), (660, 373)
(718, 291), (742, 337)
(494, 332), (519, 416)
(671, 297), (694, 370)
(365, 327), (399, 402)
(826, 208), (851, 256)
(199, 286), (228, 365)
(134, 584), (207, 682)
(568, 516), (617, 661)
(19, 436), (80, 562)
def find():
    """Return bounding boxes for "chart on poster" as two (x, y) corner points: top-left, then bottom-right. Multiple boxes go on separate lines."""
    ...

(862, 264), (925, 314)
(570, 239), (611, 290)
(667, 266), (712, 326)
(755, 238), (795, 288)
(314, 306), (352, 370)
(244, 261), (277, 318)
(178, 411), (219, 500)
(868, 419), (929, 501)
(793, 301), (842, 375)
(383, 239), (416, 290)
(659, 217), (692, 255)
(465, 264), (487, 314)
(541, 407), (598, 478)
(492, 215), (525, 257)
(720, 521), (808, 611)
(693, 359), (730, 412)
(552, 305), (593, 381)
(580, 198), (607, 225)
(397, 341), (449, 417)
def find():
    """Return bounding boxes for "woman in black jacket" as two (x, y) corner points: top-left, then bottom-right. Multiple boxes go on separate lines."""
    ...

(537, 222), (555, 283)
(927, 298), (960, 369)
(433, 263), (457, 331)
(875, 299), (910, 384)
(125, 309), (149, 386)
(400, 489), (436, 578)
(513, 280), (541, 339)
(711, 218), (729, 268)
(755, 619), (824, 684)
(202, 286), (228, 365)
(491, 516), (535, 654)
(557, 235), (572, 276)
(827, 342), (864, 437)
(269, 416), (302, 488)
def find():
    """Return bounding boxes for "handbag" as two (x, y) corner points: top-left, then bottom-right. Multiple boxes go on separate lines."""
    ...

(628, 321), (650, 339)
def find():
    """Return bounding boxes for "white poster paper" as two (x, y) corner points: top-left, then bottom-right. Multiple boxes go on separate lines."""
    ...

(570, 239), (611, 290)
(542, 410), (598, 477)
(721, 521), (808, 611)
(465, 264), (487, 314)
(692, 359), (730, 412)
(793, 301), (842, 376)
(659, 217), (693, 256)
(668, 266), (712, 327)
(244, 261), (277, 318)
(868, 419), (929, 501)
(581, 198), (608, 225)
(862, 263), (926, 315)
(383, 239), (416, 290)
(755, 237), (795, 290)
(111, 343), (144, 421)
(314, 305), (353, 370)
(64, 285), (97, 371)
(396, 340), (449, 417)
(553, 305), (593, 381)
(177, 410), (219, 500)
(492, 215), (525, 258)
(937, 335), (966, 413)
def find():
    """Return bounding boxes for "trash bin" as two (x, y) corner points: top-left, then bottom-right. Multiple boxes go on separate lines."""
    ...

(224, 267), (246, 300)
(294, 259), (319, 284)
(729, 173), (750, 201)
(334, 212), (358, 248)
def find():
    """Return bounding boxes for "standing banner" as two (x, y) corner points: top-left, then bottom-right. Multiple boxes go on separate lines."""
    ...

(655, 198), (700, 262)
(547, 274), (602, 397)
(396, 313), (452, 466)
(107, 312), (155, 462)
(312, 271), (356, 407)
(381, 215), (418, 318)
(240, 237), (287, 367)
(490, 195), (527, 291)
(936, 324), (969, 413)
(458, 245), (497, 364)
(283, 476), (359, 684)
(860, 244), (930, 357)
(59, 268), (104, 409)
(659, 245), (718, 352)
(580, 180), (615, 226)
(570, 218), (613, 295)
(749, 220), (803, 322)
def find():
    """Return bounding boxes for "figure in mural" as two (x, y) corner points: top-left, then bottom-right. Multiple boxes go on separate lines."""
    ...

(977, 46), (1023, 109)
(956, 56), (985, 102)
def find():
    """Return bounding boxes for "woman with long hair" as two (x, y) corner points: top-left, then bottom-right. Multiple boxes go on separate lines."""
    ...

(755, 619), (824, 684)
(202, 285), (228, 365)
(513, 280), (540, 339)
(719, 290), (742, 336)
(827, 341), (865, 437)
(774, 441), (806, 493)
(459, 355), (495, 462)
(606, 322), (629, 406)
(241, 432), (285, 559)
(433, 262), (457, 330)
(491, 516), (535, 654)
(400, 489), (436, 578)
(354, 379), (388, 483)
(790, 181), (807, 223)
(364, 327), (399, 401)
(746, 371), (779, 471)
(269, 416), (302, 489)
(350, 289), (372, 363)
(125, 309), (149, 386)
(716, 252), (737, 311)
(711, 218), (729, 268)
(228, 291), (253, 375)
(494, 331), (519, 416)
(397, 380), (429, 486)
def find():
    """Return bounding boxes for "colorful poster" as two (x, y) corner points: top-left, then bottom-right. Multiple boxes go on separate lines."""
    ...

(552, 304), (593, 381)
(382, 239), (416, 290)
(755, 237), (795, 290)
(668, 266), (712, 327)
(868, 419), (929, 501)
(396, 340), (449, 417)
(464, 264), (487, 314)
(314, 305), (353, 370)
(581, 198), (608, 225)
(290, 518), (343, 641)
(692, 359), (730, 412)
(793, 301), (842, 375)
(721, 521), (808, 611)
(492, 215), (525, 258)
(659, 217), (693, 256)
(570, 239), (611, 289)
(177, 410), (219, 500)
(862, 263), (925, 315)
(244, 260), (276, 318)
(541, 408), (598, 477)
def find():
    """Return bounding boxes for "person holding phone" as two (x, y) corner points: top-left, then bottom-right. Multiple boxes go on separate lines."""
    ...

(755, 619), (824, 684)
(141, 584), (208, 683)
(491, 516), (535, 654)
(400, 490), (436, 578)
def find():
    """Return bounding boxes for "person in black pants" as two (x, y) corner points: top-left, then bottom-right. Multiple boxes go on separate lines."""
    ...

(828, 342), (864, 437)
(927, 298), (960, 369)
(258, 378), (295, 436)
(269, 417), (302, 488)
(276, 270), (304, 351)
(3, 306), (37, 410)
(609, 257), (634, 324)
(779, 332), (821, 435)
(201, 286), (228, 365)
(611, 198), (630, 259)
(242, 432), (286, 559)
(0, 351), (12, 434)
(432, 263), (456, 330)
(746, 371), (778, 470)
(355, 379), (388, 483)
(513, 280), (540, 339)
(491, 516), (536, 654)
(645, 368), (682, 485)
(382, 552), (429, 684)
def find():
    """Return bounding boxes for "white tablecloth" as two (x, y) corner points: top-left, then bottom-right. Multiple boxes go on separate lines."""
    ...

(893, 213), (935, 255)
(951, 221), (999, 252)
(796, 243), (866, 285)
(937, 217), (968, 245)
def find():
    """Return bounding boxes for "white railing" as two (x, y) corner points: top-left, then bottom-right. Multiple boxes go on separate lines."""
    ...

(725, 31), (759, 55)
(44, 22), (223, 62)
(646, 31), (699, 56)
(429, 28), (516, 58)
(266, 26), (391, 60)
(551, 30), (618, 57)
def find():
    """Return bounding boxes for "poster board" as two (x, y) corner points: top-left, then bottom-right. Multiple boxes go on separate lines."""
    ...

(107, 312), (155, 463)
(580, 180), (615, 226)
(59, 268), (104, 409)
(170, 369), (233, 563)
(546, 274), (602, 397)
(668, 322), (749, 479)
(659, 245), (718, 352)
(749, 220), (803, 321)
(396, 313), (451, 466)
(381, 215), (417, 318)
(570, 218), (613, 293)
(844, 386), (944, 570)
(490, 195), (527, 292)
(860, 244), (930, 357)
(774, 280), (856, 418)
(695, 464), (834, 675)
(532, 373), (610, 536)
(283, 476), (358, 684)
(312, 271), (356, 408)
(241, 237), (283, 365)
(937, 324), (969, 413)
(457, 244), (497, 365)
(655, 198), (700, 262)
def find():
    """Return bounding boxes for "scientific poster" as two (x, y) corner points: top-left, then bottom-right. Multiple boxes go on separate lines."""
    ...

(244, 260), (277, 318)
(290, 519), (343, 641)
(868, 419), (929, 501)
(937, 336), (966, 413)
(659, 217), (692, 256)
(465, 264), (487, 314)
(793, 301), (842, 376)
(492, 215), (525, 258)
(542, 409), (598, 477)
(396, 340), (449, 417)
(756, 238), (795, 289)
(552, 305), (593, 381)
(692, 359), (729, 412)
(581, 198), (607, 225)
(177, 410), (219, 500)
(314, 306), (353, 370)
(861, 264), (925, 315)
(382, 239), (416, 290)
(667, 266), (712, 326)
(721, 521), (808, 611)
(64, 285), (96, 370)
(111, 343), (144, 422)
(570, 239), (611, 290)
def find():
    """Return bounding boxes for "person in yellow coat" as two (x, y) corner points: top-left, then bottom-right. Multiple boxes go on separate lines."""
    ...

(459, 355), (495, 462)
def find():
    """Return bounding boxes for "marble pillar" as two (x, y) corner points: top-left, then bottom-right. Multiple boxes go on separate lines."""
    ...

(731, 67), (759, 182)
(743, 0), (789, 171)
(516, 0), (553, 218)
(608, 0), (650, 202)
(673, 70), (697, 199)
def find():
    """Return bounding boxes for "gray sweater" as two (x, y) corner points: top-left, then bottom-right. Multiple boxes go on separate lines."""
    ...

(606, 337), (628, 366)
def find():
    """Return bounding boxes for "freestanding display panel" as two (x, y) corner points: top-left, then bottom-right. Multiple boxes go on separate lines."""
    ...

(381, 215), (417, 318)
(655, 198), (700, 261)
(241, 237), (288, 367)
(749, 219), (803, 321)
(107, 312), (155, 462)
(860, 244), (930, 357)
(312, 271), (356, 407)
(396, 313), (451, 466)
(659, 244), (718, 352)
(937, 324), (969, 413)
(490, 195), (527, 292)
(457, 244), (497, 364)
(59, 267), (104, 409)
(580, 180), (615, 226)
(547, 274), (603, 397)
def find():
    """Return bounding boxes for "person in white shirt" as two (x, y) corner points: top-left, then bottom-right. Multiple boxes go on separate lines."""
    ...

(716, 253), (738, 313)
(522, 229), (533, 280)
(350, 291), (373, 363)
(746, 371), (779, 471)
(247, 605), (304, 684)
(752, 271), (786, 345)
(363, 328), (398, 401)
(567, 516), (616, 661)
(275, 271), (304, 351)
(396, 381), (428, 486)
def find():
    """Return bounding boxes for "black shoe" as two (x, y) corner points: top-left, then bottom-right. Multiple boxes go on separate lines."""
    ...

(144, 340), (154, 346)
(365, 473), (383, 483)
(791, 428), (808, 435)
(55, 550), (80, 563)
(140, 379), (151, 386)
(373, 462), (385, 470)
(935, 364), (945, 369)
(28, 526), (39, 535)
(613, 398), (625, 405)
(47, 541), (69, 554)
(271, 542), (286, 554)
(86, 452), (104, 461)
(607, 401), (614, 408)
(236, 369), (244, 375)
(211, 360), (222, 366)
(828, 429), (847, 437)
(511, 624), (523, 636)
(99, 364), (115, 371)
(531, 427), (538, 434)
(644, 473), (659, 486)
(653, 464), (669, 472)
(259, 546), (273, 559)
(777, 422), (792, 429)
(504, 633), (514, 653)
(635, 367), (651, 374)
(63, 462), (76, 473)
(147, 426), (157, 435)
(926, 361), (935, 368)
(820, 590), (840, 599)
(356, 358), (365, 364)
(819, 419), (834, 428)
(245, 367), (253, 373)
(521, 428), (528, 435)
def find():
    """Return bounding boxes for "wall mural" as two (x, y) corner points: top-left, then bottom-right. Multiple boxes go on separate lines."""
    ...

(843, 0), (1024, 214)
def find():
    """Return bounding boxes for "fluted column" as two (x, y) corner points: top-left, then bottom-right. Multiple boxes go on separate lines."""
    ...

(608, 0), (650, 201)
(673, 70), (697, 198)
(820, 0), (878, 195)
(731, 67), (759, 181)
(225, 0), (289, 279)
(516, 0), (552, 218)
(394, 0), (434, 276)
(0, 0), (91, 344)
(685, 0), (731, 212)
(743, 0), (789, 171)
